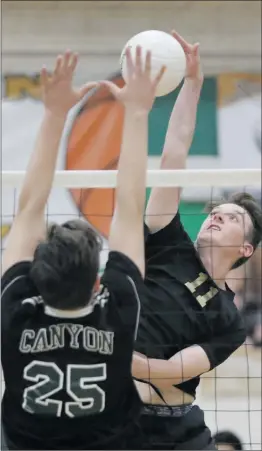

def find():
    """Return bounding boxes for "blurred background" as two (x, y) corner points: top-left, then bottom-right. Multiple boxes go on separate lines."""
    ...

(2, 1), (261, 449)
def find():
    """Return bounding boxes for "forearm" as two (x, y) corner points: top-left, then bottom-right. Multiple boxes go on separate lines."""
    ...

(18, 111), (66, 213)
(162, 78), (203, 165)
(133, 355), (176, 386)
(132, 346), (210, 389)
(133, 354), (184, 388)
(115, 108), (148, 216)
(145, 78), (203, 228)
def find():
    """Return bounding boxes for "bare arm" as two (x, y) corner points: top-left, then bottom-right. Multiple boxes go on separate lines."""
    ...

(2, 52), (96, 275)
(132, 346), (210, 389)
(146, 31), (203, 232)
(109, 109), (149, 276)
(132, 314), (246, 389)
(2, 114), (67, 275)
(102, 47), (165, 277)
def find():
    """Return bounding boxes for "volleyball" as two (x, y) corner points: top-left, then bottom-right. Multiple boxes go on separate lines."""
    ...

(120, 30), (186, 97)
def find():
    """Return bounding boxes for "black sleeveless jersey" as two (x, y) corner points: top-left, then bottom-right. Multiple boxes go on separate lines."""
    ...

(1, 251), (143, 450)
(135, 213), (246, 397)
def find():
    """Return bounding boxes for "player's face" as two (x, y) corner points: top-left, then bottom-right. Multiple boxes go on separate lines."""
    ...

(197, 203), (254, 261)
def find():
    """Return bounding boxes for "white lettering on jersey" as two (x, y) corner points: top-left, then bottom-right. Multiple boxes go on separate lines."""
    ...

(19, 324), (114, 355)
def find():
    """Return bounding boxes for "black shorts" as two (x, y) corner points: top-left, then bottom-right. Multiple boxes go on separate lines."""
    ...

(139, 404), (216, 450)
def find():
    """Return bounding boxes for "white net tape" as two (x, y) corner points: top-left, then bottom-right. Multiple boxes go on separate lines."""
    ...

(2, 168), (261, 188)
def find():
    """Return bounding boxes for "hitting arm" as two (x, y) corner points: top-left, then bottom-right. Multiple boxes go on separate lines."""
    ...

(2, 53), (96, 276)
(146, 31), (203, 232)
(104, 47), (165, 277)
(132, 346), (210, 389)
(132, 314), (246, 389)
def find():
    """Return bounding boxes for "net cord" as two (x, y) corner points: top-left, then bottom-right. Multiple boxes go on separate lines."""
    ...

(2, 169), (261, 188)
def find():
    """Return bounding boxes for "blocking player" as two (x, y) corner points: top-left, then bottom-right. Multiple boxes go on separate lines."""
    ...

(1, 49), (165, 450)
(131, 31), (262, 450)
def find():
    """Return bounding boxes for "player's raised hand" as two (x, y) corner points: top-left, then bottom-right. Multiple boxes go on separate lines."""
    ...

(171, 30), (203, 82)
(99, 46), (166, 113)
(40, 51), (97, 117)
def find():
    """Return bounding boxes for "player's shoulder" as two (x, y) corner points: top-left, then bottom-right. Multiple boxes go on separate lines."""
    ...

(1, 260), (39, 324)
(216, 283), (237, 310)
(101, 251), (144, 288)
(100, 251), (144, 310)
(1, 260), (34, 299)
(206, 282), (243, 331)
(99, 252), (144, 334)
(2, 259), (32, 285)
(220, 285), (243, 323)
(145, 211), (193, 248)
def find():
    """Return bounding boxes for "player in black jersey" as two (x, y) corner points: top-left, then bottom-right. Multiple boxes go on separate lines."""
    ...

(1, 49), (165, 450)
(131, 31), (262, 450)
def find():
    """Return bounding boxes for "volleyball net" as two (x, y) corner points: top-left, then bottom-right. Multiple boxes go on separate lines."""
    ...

(1, 168), (261, 449)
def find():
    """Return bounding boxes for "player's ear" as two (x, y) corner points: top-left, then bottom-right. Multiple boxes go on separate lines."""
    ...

(240, 242), (253, 259)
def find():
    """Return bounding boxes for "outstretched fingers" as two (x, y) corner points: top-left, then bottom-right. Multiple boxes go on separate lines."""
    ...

(40, 66), (49, 87)
(125, 46), (135, 79)
(126, 46), (151, 78)
(127, 46), (153, 78)
(135, 46), (143, 75)
(144, 50), (152, 77)
(40, 50), (82, 95)
(52, 51), (78, 79)
(61, 50), (72, 71)
(153, 65), (166, 89)
(53, 55), (63, 77)
(171, 30), (190, 52)
(68, 52), (79, 73)
(193, 43), (200, 56)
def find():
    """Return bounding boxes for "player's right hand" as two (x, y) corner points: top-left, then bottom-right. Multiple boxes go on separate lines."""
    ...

(171, 31), (203, 83)
(40, 51), (97, 118)
(99, 46), (166, 113)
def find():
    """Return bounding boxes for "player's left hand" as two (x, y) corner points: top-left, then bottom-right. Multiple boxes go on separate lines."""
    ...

(98, 46), (166, 113)
(171, 30), (203, 83)
(41, 51), (97, 118)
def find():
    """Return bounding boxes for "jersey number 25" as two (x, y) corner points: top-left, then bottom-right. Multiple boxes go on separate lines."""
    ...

(22, 360), (107, 417)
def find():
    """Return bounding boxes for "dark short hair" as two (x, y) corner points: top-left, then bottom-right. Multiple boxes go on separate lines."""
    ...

(206, 192), (262, 268)
(213, 430), (243, 450)
(30, 220), (102, 310)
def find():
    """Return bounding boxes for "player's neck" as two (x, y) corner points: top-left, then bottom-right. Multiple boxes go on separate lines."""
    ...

(197, 247), (231, 289)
